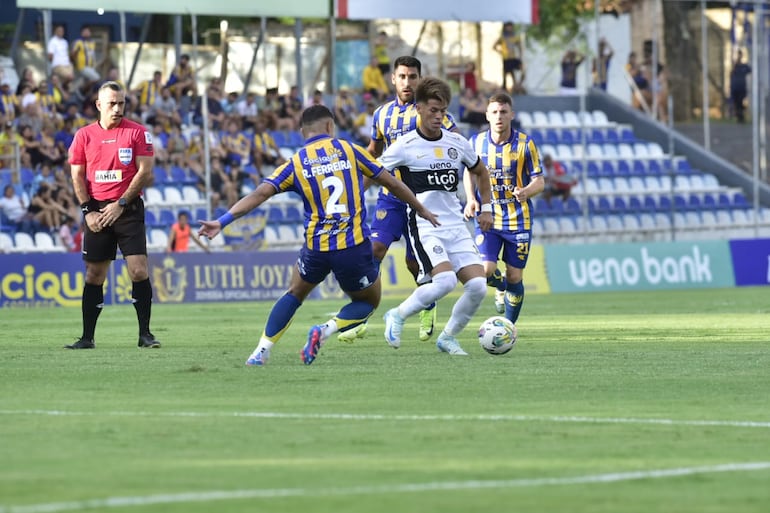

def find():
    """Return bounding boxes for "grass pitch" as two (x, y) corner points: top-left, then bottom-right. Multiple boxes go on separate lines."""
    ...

(1, 288), (769, 512)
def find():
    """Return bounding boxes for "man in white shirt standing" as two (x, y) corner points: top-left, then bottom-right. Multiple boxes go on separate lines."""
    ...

(380, 77), (493, 356)
(47, 24), (74, 88)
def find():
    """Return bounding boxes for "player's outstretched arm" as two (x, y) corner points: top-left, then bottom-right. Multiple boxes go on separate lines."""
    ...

(198, 182), (277, 239)
(374, 171), (440, 227)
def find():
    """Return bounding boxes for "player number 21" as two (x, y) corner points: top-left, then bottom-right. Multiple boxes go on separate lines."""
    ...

(322, 176), (347, 214)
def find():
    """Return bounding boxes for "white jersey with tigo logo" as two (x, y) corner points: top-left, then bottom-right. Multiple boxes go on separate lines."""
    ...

(379, 128), (480, 233)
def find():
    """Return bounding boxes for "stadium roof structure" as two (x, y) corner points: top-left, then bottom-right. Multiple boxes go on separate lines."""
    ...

(16, 0), (329, 17)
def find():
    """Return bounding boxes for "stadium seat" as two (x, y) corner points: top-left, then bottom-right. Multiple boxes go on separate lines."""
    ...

(162, 186), (185, 206)
(564, 198), (582, 216)
(544, 129), (560, 146)
(0, 232), (14, 252)
(647, 160), (663, 175)
(270, 131), (287, 147)
(562, 111), (579, 127)
(532, 111), (549, 127)
(676, 159), (693, 175)
(686, 194), (702, 212)
(620, 127), (636, 143)
(616, 160), (631, 176)
(612, 197), (629, 214)
(13, 232), (37, 252)
(268, 206), (285, 223)
(528, 128), (544, 145)
(633, 143), (650, 159)
(34, 231), (63, 252)
(591, 110), (611, 127)
(604, 127), (620, 144)
(617, 143), (634, 159)
(288, 131), (304, 148)
(153, 166), (170, 184)
(701, 173), (720, 190)
(647, 142), (665, 158)
(589, 129), (605, 144)
(658, 195), (673, 212)
(587, 143), (604, 159)
(600, 161), (616, 177)
(547, 111), (564, 127)
(632, 160), (647, 176)
(144, 187), (164, 207)
(586, 161), (601, 177)
(149, 229), (168, 251)
(182, 185), (205, 206)
(606, 214), (624, 232)
(628, 195), (645, 213)
(517, 112), (534, 127)
(285, 205), (303, 223)
(622, 213), (641, 231)
(159, 209), (176, 227)
(560, 129), (575, 145)
(145, 210), (159, 228)
(674, 175), (692, 192)
(732, 192), (750, 209)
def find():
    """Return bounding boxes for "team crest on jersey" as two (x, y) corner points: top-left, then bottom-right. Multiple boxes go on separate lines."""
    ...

(448, 147), (458, 160)
(475, 233), (485, 246)
(118, 147), (132, 165)
(376, 209), (387, 220)
(432, 245), (444, 255)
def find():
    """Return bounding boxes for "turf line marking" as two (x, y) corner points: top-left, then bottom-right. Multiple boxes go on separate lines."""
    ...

(2, 409), (770, 429)
(1, 462), (769, 513)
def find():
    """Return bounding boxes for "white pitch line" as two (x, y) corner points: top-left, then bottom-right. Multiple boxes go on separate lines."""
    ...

(1, 409), (770, 429)
(1, 462), (769, 513)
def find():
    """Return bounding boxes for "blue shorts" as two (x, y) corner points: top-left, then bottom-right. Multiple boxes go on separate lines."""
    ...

(369, 192), (415, 260)
(298, 241), (379, 292)
(474, 227), (532, 269)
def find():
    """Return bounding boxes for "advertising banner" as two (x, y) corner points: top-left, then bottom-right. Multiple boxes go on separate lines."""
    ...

(729, 239), (770, 286)
(545, 241), (735, 293)
(337, 0), (537, 23)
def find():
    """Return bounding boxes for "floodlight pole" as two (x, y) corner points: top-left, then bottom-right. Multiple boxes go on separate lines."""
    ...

(701, 0), (710, 152)
(119, 12), (127, 86)
(192, 13), (212, 222)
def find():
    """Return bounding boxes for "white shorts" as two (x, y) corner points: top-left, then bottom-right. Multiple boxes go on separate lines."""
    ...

(409, 225), (482, 284)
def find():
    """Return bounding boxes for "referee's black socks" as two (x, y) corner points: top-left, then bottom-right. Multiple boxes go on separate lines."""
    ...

(82, 283), (104, 340)
(132, 279), (153, 335)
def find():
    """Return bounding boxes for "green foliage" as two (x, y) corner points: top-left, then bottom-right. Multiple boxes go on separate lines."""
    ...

(1, 288), (769, 512)
(527, 0), (594, 44)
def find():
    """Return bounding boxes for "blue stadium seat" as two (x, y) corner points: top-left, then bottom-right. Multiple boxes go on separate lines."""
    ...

(586, 161), (601, 177)
(631, 160), (647, 176)
(615, 160), (631, 176)
(612, 197), (629, 214)
(159, 209), (176, 227)
(544, 129), (560, 145)
(560, 129), (575, 145)
(549, 197), (565, 216)
(170, 166), (195, 186)
(620, 127), (636, 143)
(590, 129), (605, 144)
(271, 130), (288, 147)
(717, 193), (732, 209)
(194, 207), (208, 222)
(676, 159), (693, 175)
(600, 161), (616, 177)
(701, 193), (718, 211)
(145, 210), (159, 228)
(288, 131), (304, 148)
(604, 127), (620, 144)
(648, 160), (663, 175)
(732, 192), (750, 209)
(568, 161), (583, 175)
(529, 128), (544, 146)
(268, 206), (284, 223)
(534, 198), (551, 216)
(673, 194), (688, 211)
(628, 195), (645, 213)
(20, 167), (34, 190)
(214, 207), (228, 219)
(658, 196), (673, 212)
(153, 165), (170, 184)
(285, 205), (302, 223)
(686, 194), (702, 212)
(564, 197), (581, 216)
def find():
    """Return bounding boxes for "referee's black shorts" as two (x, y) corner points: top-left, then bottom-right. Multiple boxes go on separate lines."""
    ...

(82, 198), (147, 262)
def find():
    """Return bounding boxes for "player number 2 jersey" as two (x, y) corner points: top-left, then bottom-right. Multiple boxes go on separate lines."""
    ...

(265, 134), (384, 252)
(379, 129), (479, 232)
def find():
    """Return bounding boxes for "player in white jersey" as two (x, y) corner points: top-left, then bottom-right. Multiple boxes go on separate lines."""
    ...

(380, 77), (493, 355)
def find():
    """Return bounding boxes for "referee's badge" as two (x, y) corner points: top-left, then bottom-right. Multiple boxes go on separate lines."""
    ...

(118, 147), (133, 165)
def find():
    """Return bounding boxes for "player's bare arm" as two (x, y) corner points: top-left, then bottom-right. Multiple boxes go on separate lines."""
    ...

(513, 174), (545, 203)
(198, 181), (277, 239)
(462, 168), (479, 220)
(375, 170), (440, 227)
(367, 138), (384, 159)
(467, 159), (493, 232)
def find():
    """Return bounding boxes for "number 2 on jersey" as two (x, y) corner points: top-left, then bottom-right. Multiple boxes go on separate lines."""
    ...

(322, 176), (347, 214)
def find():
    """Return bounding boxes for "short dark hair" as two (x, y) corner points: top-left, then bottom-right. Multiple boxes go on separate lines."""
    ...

(393, 56), (422, 75)
(98, 81), (123, 94)
(488, 92), (513, 107)
(415, 77), (451, 106)
(301, 105), (335, 128)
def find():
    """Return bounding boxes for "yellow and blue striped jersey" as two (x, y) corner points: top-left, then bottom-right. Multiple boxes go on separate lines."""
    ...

(469, 129), (543, 232)
(138, 79), (160, 107)
(371, 100), (457, 199)
(221, 131), (250, 158)
(71, 38), (95, 71)
(497, 34), (522, 60)
(265, 134), (385, 251)
(253, 132), (277, 155)
(0, 93), (16, 120)
(370, 100), (457, 148)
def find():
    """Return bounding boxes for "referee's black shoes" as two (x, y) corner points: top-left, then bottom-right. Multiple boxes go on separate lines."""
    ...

(64, 337), (95, 349)
(138, 333), (161, 348)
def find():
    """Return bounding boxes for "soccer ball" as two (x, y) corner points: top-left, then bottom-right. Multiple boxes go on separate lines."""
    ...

(478, 316), (517, 355)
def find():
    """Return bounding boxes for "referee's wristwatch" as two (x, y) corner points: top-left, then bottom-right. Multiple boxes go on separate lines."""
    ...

(118, 197), (128, 208)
